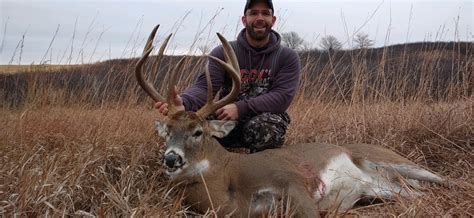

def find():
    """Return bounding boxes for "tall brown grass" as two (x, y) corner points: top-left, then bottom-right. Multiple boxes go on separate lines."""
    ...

(0, 40), (472, 216)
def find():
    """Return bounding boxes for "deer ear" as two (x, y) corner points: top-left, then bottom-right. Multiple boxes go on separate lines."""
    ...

(209, 120), (237, 138)
(155, 121), (168, 137)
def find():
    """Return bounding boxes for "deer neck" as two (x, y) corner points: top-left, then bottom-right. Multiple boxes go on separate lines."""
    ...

(199, 137), (239, 174)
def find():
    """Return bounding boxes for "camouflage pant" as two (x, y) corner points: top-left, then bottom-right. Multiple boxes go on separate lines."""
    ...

(217, 112), (291, 153)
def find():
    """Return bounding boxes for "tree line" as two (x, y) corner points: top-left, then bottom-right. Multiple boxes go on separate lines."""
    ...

(281, 31), (374, 51)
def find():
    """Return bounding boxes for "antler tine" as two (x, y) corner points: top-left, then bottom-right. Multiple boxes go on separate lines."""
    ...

(135, 25), (173, 103)
(196, 33), (241, 119)
(142, 25), (158, 55)
(204, 66), (214, 106)
(151, 32), (172, 82)
(166, 57), (186, 115)
(217, 33), (239, 72)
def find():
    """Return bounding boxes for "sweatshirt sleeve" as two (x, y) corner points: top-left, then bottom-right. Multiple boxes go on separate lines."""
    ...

(234, 48), (301, 117)
(180, 46), (226, 112)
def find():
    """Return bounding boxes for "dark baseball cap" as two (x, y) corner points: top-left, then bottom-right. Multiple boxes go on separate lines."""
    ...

(244, 0), (274, 15)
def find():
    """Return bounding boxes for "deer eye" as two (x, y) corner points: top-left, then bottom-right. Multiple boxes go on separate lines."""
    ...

(193, 130), (203, 137)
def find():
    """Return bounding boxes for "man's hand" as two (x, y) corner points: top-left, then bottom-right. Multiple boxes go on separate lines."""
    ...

(154, 86), (185, 115)
(215, 103), (239, 121)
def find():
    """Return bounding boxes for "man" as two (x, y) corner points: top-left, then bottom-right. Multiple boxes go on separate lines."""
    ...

(155, 0), (301, 152)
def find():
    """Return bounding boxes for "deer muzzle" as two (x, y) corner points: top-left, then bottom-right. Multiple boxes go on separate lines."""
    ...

(163, 151), (184, 172)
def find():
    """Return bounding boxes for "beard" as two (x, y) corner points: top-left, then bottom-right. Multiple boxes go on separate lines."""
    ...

(246, 22), (272, 41)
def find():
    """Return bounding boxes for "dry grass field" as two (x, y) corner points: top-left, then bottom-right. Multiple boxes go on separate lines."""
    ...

(0, 64), (84, 74)
(1, 42), (473, 216)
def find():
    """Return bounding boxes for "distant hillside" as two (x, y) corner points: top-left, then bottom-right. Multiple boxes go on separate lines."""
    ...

(1, 41), (472, 108)
(296, 41), (472, 100)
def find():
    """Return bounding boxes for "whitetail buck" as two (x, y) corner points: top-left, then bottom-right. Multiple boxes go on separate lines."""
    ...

(136, 25), (444, 217)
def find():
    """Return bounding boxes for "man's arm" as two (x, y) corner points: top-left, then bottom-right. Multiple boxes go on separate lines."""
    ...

(234, 48), (301, 118)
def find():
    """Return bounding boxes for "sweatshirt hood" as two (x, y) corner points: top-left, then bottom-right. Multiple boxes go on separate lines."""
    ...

(237, 28), (281, 55)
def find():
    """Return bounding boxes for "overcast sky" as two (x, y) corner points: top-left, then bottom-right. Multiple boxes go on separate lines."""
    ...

(1, 0), (472, 65)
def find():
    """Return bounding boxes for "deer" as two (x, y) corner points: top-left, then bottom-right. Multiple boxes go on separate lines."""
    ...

(135, 25), (444, 217)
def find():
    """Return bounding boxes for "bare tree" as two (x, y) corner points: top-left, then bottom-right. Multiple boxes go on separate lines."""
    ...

(319, 35), (342, 52)
(281, 31), (305, 50)
(353, 32), (374, 49)
(198, 44), (211, 55)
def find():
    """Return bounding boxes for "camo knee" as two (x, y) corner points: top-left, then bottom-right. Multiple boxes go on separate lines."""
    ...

(241, 112), (290, 152)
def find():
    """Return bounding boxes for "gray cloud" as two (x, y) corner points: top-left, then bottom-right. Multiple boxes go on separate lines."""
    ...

(1, 0), (472, 64)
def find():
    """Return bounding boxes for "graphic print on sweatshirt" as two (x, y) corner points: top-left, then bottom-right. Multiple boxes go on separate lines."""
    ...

(222, 67), (272, 101)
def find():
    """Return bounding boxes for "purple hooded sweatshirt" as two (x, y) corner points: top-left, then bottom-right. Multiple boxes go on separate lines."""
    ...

(181, 28), (301, 120)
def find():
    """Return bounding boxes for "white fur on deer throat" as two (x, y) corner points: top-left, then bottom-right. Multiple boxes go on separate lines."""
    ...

(187, 159), (210, 176)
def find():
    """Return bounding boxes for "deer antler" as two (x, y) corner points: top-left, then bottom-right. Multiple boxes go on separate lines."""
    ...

(196, 33), (241, 119)
(136, 26), (240, 118)
(135, 24), (185, 116)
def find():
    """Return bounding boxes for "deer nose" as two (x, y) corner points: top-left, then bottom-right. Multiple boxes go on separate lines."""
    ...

(164, 153), (183, 168)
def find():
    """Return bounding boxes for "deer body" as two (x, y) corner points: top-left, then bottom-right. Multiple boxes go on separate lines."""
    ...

(160, 115), (443, 217)
(136, 25), (443, 217)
